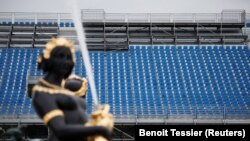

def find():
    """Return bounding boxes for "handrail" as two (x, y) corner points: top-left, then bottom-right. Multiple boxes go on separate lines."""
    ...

(0, 11), (248, 24)
(0, 105), (249, 120)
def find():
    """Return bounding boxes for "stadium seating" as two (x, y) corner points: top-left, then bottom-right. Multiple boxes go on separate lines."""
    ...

(0, 48), (33, 116)
(0, 24), (59, 48)
(0, 45), (249, 119)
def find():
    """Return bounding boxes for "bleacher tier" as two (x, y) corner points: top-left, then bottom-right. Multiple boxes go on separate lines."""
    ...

(0, 45), (249, 120)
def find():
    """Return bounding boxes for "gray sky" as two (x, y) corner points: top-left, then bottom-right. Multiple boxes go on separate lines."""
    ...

(0, 0), (250, 13)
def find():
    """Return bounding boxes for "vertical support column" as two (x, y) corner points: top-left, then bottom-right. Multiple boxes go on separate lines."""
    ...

(223, 106), (226, 119)
(215, 13), (219, 23)
(195, 107), (197, 119)
(241, 10), (246, 23)
(8, 24), (13, 48)
(196, 23), (199, 36)
(173, 23), (176, 45)
(173, 22), (176, 36)
(35, 13), (37, 25)
(193, 13), (196, 22)
(221, 22), (223, 35)
(196, 23), (200, 45)
(221, 35), (224, 45)
(148, 13), (151, 23)
(11, 13), (15, 24)
(127, 23), (129, 48)
(32, 25), (36, 48)
(103, 11), (106, 51)
(220, 12), (223, 35)
(150, 22), (153, 46)
(57, 13), (60, 26)
(104, 22), (106, 51)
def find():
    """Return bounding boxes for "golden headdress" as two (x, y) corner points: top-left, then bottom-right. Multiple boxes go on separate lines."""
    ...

(38, 37), (76, 63)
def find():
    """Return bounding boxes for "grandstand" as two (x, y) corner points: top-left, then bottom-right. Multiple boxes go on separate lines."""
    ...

(0, 10), (249, 140)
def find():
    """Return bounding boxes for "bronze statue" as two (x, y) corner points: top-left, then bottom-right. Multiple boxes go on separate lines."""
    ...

(31, 38), (113, 141)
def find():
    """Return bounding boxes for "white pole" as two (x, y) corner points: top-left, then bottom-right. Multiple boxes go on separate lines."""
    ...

(71, 0), (99, 108)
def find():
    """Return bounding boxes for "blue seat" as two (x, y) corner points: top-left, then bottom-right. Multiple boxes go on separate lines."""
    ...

(246, 23), (250, 27)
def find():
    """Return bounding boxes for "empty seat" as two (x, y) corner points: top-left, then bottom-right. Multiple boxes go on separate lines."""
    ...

(0, 45), (249, 120)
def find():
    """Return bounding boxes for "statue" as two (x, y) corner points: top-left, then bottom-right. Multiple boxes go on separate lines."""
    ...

(30, 37), (113, 141)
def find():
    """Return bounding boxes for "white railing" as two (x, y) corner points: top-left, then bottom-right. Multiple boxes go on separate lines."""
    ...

(246, 13), (250, 21)
(0, 10), (248, 24)
(0, 106), (249, 121)
(0, 12), (12, 23)
(82, 12), (246, 23)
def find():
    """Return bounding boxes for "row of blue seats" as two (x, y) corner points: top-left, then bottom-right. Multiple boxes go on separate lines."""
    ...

(0, 21), (74, 27)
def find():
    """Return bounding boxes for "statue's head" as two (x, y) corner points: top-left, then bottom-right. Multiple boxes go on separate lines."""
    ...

(38, 37), (75, 78)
